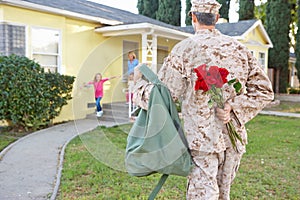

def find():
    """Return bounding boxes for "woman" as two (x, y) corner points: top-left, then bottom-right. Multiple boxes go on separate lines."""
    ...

(127, 51), (139, 104)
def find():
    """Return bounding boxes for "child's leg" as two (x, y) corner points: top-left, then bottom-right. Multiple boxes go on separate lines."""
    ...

(95, 97), (102, 112)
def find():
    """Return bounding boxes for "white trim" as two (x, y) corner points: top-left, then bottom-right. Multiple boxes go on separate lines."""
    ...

(96, 23), (192, 41)
(142, 33), (147, 63)
(240, 20), (273, 48)
(31, 26), (62, 73)
(0, 0), (122, 25)
(152, 34), (157, 73)
(258, 51), (266, 69)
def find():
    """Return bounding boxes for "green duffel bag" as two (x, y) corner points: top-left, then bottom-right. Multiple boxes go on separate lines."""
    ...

(125, 64), (195, 200)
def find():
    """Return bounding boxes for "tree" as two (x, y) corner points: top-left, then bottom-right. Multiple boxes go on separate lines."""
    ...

(295, 0), (300, 80)
(137, 0), (159, 19)
(254, 0), (267, 24)
(185, 0), (192, 26)
(239, 0), (255, 20)
(156, 0), (181, 26)
(266, 0), (291, 93)
(137, 0), (145, 15)
(217, 0), (230, 21)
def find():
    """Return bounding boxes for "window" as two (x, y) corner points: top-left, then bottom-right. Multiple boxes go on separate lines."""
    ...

(31, 27), (60, 73)
(0, 23), (26, 56)
(258, 52), (265, 68)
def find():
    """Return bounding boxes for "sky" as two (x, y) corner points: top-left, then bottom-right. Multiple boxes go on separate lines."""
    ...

(88, 0), (267, 25)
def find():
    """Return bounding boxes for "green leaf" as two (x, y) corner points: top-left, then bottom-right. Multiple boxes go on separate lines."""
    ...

(228, 78), (236, 85)
(208, 99), (213, 108)
(233, 82), (242, 93)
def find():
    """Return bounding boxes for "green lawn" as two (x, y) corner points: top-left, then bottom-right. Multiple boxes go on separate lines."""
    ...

(57, 115), (300, 200)
(0, 130), (26, 151)
(263, 101), (300, 113)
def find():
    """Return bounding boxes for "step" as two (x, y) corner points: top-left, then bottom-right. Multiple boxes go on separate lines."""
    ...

(102, 109), (129, 118)
(102, 102), (129, 110)
(86, 113), (131, 124)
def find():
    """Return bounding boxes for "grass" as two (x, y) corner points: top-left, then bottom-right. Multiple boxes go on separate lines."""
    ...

(0, 129), (28, 152)
(57, 115), (300, 200)
(263, 101), (300, 113)
(0, 100), (298, 153)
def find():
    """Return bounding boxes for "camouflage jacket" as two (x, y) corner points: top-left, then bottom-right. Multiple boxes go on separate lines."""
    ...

(137, 29), (274, 153)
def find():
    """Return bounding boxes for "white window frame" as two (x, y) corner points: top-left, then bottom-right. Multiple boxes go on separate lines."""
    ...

(258, 52), (266, 69)
(31, 26), (62, 73)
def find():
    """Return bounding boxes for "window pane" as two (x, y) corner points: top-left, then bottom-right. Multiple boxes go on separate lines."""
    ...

(32, 54), (57, 66)
(0, 23), (26, 56)
(31, 28), (60, 72)
(32, 28), (59, 54)
(259, 52), (265, 68)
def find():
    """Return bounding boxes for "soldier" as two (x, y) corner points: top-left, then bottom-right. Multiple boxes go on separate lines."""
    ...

(156, 0), (274, 199)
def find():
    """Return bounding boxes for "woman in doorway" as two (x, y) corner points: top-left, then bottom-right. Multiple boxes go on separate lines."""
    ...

(127, 51), (139, 104)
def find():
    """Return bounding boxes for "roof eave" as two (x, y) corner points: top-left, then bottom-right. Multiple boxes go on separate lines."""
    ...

(241, 20), (273, 48)
(0, 0), (123, 25)
(95, 23), (193, 40)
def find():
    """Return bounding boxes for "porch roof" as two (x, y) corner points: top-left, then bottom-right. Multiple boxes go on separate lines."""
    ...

(95, 23), (192, 41)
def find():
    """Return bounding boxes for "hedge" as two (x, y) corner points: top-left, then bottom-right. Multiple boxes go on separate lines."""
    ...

(0, 54), (75, 131)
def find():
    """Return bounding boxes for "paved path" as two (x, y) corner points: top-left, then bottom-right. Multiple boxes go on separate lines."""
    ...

(0, 111), (299, 200)
(260, 110), (300, 118)
(0, 118), (122, 200)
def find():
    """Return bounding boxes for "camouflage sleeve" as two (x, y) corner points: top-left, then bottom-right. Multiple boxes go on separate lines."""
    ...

(132, 79), (153, 111)
(157, 54), (188, 101)
(227, 51), (274, 125)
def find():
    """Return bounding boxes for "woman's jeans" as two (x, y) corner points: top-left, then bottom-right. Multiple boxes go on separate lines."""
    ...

(95, 97), (102, 112)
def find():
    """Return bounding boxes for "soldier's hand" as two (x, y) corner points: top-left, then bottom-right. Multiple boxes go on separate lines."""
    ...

(216, 103), (232, 124)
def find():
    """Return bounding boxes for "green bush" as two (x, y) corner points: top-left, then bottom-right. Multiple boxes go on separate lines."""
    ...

(287, 87), (300, 94)
(0, 54), (75, 130)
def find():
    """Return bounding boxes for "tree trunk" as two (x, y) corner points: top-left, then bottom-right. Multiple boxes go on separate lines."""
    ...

(275, 69), (280, 94)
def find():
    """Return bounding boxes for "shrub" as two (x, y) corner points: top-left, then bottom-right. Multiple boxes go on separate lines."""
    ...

(287, 87), (300, 94)
(0, 54), (75, 130)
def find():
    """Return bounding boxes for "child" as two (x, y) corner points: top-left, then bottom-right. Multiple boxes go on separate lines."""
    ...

(84, 73), (120, 117)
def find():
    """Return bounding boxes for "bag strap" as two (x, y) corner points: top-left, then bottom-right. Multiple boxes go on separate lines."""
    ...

(174, 120), (197, 167)
(148, 174), (169, 200)
(139, 64), (160, 85)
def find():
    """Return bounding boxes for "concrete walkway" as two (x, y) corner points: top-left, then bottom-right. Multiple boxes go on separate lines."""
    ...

(260, 110), (300, 118)
(0, 118), (125, 200)
(0, 111), (299, 200)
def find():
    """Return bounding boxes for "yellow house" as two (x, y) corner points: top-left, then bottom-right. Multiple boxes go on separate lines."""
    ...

(0, 0), (273, 122)
(216, 19), (273, 71)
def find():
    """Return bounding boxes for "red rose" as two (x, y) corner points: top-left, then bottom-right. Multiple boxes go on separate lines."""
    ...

(208, 66), (220, 78)
(206, 74), (217, 85)
(218, 67), (229, 84)
(193, 64), (207, 81)
(195, 79), (209, 92)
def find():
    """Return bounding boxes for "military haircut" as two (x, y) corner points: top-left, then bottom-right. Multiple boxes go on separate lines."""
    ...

(193, 12), (217, 26)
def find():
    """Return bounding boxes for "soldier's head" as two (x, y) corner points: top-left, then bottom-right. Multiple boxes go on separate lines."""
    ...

(188, 0), (221, 28)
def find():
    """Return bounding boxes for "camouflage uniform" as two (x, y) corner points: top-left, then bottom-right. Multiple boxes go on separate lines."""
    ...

(156, 28), (274, 199)
(132, 0), (274, 198)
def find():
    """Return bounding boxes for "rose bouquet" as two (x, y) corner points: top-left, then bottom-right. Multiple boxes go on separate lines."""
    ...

(193, 64), (243, 152)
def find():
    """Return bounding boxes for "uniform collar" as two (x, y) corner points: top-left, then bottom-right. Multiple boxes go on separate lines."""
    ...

(195, 28), (221, 35)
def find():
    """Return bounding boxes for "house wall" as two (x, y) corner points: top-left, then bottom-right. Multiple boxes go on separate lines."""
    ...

(239, 27), (269, 73)
(0, 5), (125, 121)
(0, 5), (181, 122)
